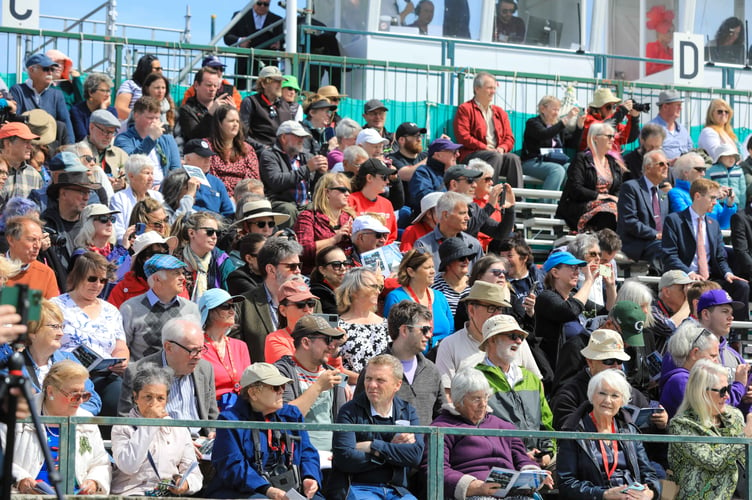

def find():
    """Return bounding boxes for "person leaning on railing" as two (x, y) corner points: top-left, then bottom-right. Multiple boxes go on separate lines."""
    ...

(668, 359), (752, 500)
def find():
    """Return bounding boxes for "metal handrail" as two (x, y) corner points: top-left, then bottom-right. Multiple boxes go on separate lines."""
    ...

(20, 414), (752, 497)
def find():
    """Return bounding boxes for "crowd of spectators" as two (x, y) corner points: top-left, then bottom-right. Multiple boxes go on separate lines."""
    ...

(2, 44), (752, 500)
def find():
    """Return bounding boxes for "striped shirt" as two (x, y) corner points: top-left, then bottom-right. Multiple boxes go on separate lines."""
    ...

(432, 274), (471, 316)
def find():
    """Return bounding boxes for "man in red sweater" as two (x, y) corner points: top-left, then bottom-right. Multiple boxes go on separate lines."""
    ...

(454, 71), (523, 188)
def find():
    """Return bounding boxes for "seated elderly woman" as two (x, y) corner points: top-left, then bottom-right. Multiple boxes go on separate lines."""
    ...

(425, 368), (553, 500)
(4, 360), (111, 495)
(73, 203), (130, 283)
(668, 359), (752, 500)
(659, 323), (748, 417)
(110, 154), (165, 243)
(558, 369), (661, 500)
(206, 363), (324, 499)
(111, 364), (203, 496)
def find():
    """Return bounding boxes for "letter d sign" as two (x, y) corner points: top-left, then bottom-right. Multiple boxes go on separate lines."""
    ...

(673, 33), (704, 85)
(2, 0), (40, 29)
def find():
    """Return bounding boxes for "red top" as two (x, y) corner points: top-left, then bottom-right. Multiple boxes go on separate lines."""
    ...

(203, 336), (252, 397)
(347, 191), (398, 244)
(107, 271), (190, 308)
(293, 208), (353, 274)
(474, 195), (501, 251)
(454, 99), (516, 163)
(646, 41), (672, 76)
(399, 221), (432, 252)
(207, 140), (260, 198)
(578, 113), (636, 154)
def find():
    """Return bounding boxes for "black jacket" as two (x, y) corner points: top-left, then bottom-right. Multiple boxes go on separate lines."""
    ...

(239, 93), (294, 148)
(558, 402), (661, 500)
(258, 142), (316, 205)
(521, 114), (582, 161)
(556, 151), (623, 230)
(308, 276), (337, 315)
(731, 204), (752, 280)
(177, 96), (212, 144)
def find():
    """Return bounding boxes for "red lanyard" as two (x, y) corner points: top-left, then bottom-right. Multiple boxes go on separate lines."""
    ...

(406, 285), (431, 307)
(205, 335), (240, 392)
(590, 412), (618, 479)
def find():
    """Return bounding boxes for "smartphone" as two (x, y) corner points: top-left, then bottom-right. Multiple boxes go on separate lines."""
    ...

(599, 264), (612, 279)
(0, 284), (42, 325)
(221, 83), (233, 96)
(621, 484), (645, 494)
(135, 222), (146, 235)
(499, 183), (507, 207)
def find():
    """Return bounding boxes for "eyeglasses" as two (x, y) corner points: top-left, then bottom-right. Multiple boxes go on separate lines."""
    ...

(93, 215), (116, 224)
(93, 124), (117, 136)
(307, 335), (337, 345)
(600, 358), (622, 366)
(328, 186), (351, 194)
(692, 328), (712, 347)
(366, 283), (385, 292)
(489, 269), (507, 278)
(325, 260), (348, 270)
(86, 275), (108, 284)
(364, 231), (388, 240)
(483, 176), (494, 183)
(199, 227), (219, 237)
(252, 221), (276, 229)
(257, 1), (270, 5)
(653, 161), (668, 168)
(0, 170), (8, 177)
(470, 302), (505, 314)
(214, 302), (235, 311)
(715, 109), (730, 115)
(598, 134), (616, 139)
(499, 332), (526, 341)
(147, 217), (169, 229)
(707, 385), (732, 398)
(290, 299), (316, 309)
(407, 324), (432, 336)
(168, 340), (208, 358)
(46, 323), (64, 330)
(693, 167), (707, 172)
(465, 394), (489, 405)
(278, 262), (302, 271)
(95, 87), (111, 94)
(57, 389), (92, 403)
(80, 155), (95, 164)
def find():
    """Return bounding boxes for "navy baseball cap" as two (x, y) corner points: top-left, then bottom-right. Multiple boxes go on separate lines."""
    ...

(26, 53), (59, 68)
(202, 55), (226, 69)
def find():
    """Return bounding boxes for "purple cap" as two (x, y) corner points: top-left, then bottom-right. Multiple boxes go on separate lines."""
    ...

(697, 289), (744, 314)
(428, 138), (462, 156)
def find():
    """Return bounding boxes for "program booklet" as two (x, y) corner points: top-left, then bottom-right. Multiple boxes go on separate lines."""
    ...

(485, 467), (548, 497)
(182, 165), (211, 186)
(625, 403), (664, 429)
(72, 344), (125, 372)
(360, 243), (402, 278)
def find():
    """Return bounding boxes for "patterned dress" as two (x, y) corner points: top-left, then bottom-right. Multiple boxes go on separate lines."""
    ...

(337, 317), (389, 373)
(207, 140), (260, 198)
(668, 406), (746, 500)
(577, 167), (617, 232)
(52, 294), (125, 356)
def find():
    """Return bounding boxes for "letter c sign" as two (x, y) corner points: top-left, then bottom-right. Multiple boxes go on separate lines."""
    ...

(2, 0), (40, 29)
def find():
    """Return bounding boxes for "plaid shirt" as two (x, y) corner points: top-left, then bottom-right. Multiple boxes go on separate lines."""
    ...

(0, 162), (43, 203)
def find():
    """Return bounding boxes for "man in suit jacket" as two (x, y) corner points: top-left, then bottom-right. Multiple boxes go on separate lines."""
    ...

(234, 237), (322, 361)
(617, 149), (671, 273)
(118, 318), (219, 435)
(223, 1), (283, 90)
(662, 178), (749, 321)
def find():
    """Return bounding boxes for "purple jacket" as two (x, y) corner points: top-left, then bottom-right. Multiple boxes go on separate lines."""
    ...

(423, 409), (537, 499)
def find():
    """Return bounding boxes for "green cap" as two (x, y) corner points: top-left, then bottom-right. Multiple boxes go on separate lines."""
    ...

(282, 75), (301, 92)
(610, 301), (646, 347)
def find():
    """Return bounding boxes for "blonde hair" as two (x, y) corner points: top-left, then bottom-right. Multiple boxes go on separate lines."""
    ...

(27, 299), (64, 345)
(335, 267), (378, 314)
(0, 255), (21, 280)
(676, 359), (729, 427)
(704, 98), (737, 142)
(311, 172), (355, 223)
(42, 359), (89, 402)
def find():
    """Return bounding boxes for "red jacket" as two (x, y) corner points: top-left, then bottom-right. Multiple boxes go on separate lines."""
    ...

(454, 99), (516, 163)
(107, 271), (190, 309)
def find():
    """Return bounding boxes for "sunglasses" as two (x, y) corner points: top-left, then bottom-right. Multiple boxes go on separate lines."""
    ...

(489, 269), (507, 278)
(692, 329), (712, 347)
(653, 161), (668, 168)
(257, 1), (270, 5)
(715, 109), (730, 115)
(252, 221), (276, 229)
(471, 302), (505, 314)
(325, 260), (348, 270)
(693, 167), (707, 172)
(379, 174), (390, 181)
(199, 227), (219, 237)
(365, 231), (389, 240)
(455, 255), (472, 263)
(268, 384), (285, 391)
(307, 335), (337, 345)
(279, 262), (302, 271)
(58, 389), (92, 403)
(290, 299), (316, 309)
(80, 155), (96, 163)
(600, 358), (622, 366)
(707, 385), (732, 398)
(148, 217), (169, 228)
(214, 302), (235, 311)
(599, 133), (616, 139)
(407, 324), (432, 336)
(500, 332), (526, 341)
(328, 186), (351, 194)
(603, 104), (616, 111)
(93, 215), (116, 224)
(168, 340), (208, 357)
(86, 275), (108, 284)
(586, 251), (602, 258)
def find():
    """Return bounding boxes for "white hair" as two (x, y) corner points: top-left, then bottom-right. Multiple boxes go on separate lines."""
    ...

(587, 369), (631, 404)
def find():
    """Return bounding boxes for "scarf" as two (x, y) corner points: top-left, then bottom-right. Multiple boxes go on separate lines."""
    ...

(182, 245), (212, 302)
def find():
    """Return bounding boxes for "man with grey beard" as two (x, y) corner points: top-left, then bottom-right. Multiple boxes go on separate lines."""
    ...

(259, 120), (328, 227)
(236, 237), (322, 361)
(474, 314), (555, 468)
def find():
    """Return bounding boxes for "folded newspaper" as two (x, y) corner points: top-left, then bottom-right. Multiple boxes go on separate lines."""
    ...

(485, 467), (548, 497)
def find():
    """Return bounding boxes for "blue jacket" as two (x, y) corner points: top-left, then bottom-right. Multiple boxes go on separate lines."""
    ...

(0, 344), (102, 415)
(407, 157), (446, 211)
(668, 178), (737, 229)
(193, 173), (235, 218)
(707, 162), (747, 207)
(114, 127), (181, 177)
(332, 392), (423, 492)
(10, 82), (74, 142)
(207, 400), (321, 498)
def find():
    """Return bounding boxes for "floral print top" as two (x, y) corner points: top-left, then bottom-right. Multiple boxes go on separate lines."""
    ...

(337, 318), (389, 373)
(52, 294), (126, 356)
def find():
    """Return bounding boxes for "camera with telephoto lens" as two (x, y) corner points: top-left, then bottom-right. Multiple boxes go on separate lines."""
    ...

(44, 227), (67, 247)
(631, 100), (651, 113)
